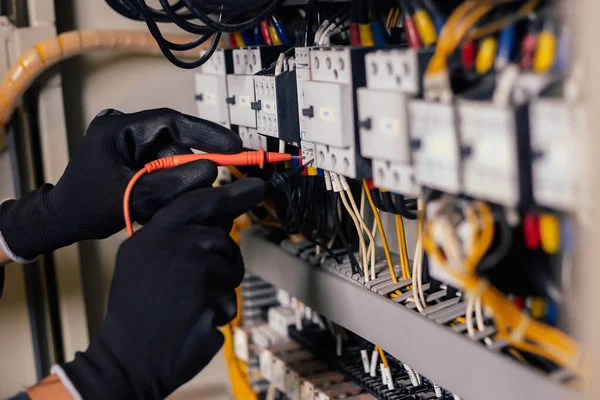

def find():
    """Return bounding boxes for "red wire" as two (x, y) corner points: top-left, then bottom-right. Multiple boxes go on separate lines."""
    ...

(461, 40), (477, 70)
(260, 20), (272, 45)
(228, 33), (237, 47)
(403, 17), (422, 49)
(523, 213), (541, 250)
(350, 23), (361, 46)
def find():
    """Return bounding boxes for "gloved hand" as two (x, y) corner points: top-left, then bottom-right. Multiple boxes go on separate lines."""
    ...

(60, 178), (266, 400)
(0, 108), (242, 262)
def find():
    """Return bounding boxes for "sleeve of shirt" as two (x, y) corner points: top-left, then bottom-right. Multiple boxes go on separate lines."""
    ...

(7, 392), (31, 400)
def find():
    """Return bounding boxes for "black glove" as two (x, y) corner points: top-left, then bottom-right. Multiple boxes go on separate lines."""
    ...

(61, 178), (266, 400)
(0, 108), (242, 261)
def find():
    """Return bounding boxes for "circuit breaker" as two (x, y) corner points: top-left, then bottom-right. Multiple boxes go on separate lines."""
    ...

(302, 47), (372, 178)
(408, 100), (461, 194)
(356, 49), (429, 196)
(458, 101), (532, 207)
(227, 46), (290, 129)
(194, 48), (233, 127)
(238, 126), (267, 150)
(530, 99), (586, 212)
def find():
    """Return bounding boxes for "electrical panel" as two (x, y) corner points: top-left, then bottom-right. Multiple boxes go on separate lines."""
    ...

(194, 48), (233, 127)
(238, 126), (268, 151)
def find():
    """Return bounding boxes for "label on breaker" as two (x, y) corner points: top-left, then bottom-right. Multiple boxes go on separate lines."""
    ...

(380, 364), (387, 385)
(434, 382), (442, 398)
(239, 95), (251, 108)
(263, 101), (276, 114)
(360, 350), (370, 373)
(384, 367), (395, 390)
(319, 107), (336, 122)
(380, 117), (401, 137)
(404, 364), (419, 387)
(203, 92), (216, 105)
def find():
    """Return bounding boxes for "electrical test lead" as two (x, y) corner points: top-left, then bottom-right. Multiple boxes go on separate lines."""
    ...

(123, 148), (301, 236)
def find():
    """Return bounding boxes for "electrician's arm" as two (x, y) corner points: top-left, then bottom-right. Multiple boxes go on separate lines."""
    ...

(25, 375), (72, 400)
(0, 108), (242, 264)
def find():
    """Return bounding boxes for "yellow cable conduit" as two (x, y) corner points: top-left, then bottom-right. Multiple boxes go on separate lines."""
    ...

(0, 30), (206, 130)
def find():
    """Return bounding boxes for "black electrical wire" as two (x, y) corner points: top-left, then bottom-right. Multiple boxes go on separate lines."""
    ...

(331, 192), (362, 276)
(393, 193), (418, 220)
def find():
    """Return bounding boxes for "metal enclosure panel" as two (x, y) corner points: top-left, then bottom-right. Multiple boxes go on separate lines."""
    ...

(357, 88), (410, 162)
(303, 81), (353, 148)
(409, 100), (461, 193)
(530, 100), (583, 212)
(365, 49), (419, 94)
(255, 75), (279, 138)
(240, 229), (578, 400)
(458, 101), (520, 207)
(195, 73), (230, 127)
(227, 74), (257, 128)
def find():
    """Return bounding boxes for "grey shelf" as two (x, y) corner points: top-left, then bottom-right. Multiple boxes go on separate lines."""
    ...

(240, 228), (578, 400)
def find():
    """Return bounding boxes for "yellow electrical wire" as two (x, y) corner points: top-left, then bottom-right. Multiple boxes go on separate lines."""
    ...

(268, 24), (282, 45)
(413, 9), (438, 46)
(392, 8), (401, 27)
(395, 215), (411, 280)
(422, 201), (585, 377)
(533, 28), (557, 73)
(475, 36), (497, 74)
(539, 213), (560, 254)
(386, 8), (397, 29)
(359, 24), (375, 46)
(233, 32), (246, 47)
(363, 181), (400, 289)
(467, 0), (540, 41)
(377, 346), (389, 368)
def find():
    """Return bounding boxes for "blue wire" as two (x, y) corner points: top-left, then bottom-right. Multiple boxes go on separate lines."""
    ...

(270, 16), (292, 45)
(241, 30), (255, 46)
(253, 25), (264, 45)
(433, 17), (445, 34)
(496, 23), (516, 69)
(371, 23), (387, 46)
(553, 29), (571, 73)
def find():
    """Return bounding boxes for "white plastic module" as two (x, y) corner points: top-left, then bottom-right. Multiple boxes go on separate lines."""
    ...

(195, 74), (230, 127)
(302, 47), (362, 178)
(458, 101), (522, 207)
(227, 74), (257, 128)
(254, 75), (279, 138)
(238, 126), (267, 150)
(195, 48), (231, 127)
(530, 100), (585, 212)
(408, 100), (461, 193)
(364, 48), (421, 95)
(357, 88), (418, 196)
(303, 81), (353, 148)
(233, 48), (264, 75)
(295, 47), (312, 141)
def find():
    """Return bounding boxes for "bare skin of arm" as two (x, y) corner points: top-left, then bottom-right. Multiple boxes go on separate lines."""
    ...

(26, 374), (72, 400)
(0, 248), (10, 266)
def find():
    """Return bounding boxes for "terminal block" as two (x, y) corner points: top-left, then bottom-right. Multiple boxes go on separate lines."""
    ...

(364, 48), (433, 96)
(194, 48), (233, 127)
(238, 126), (268, 150)
(302, 47), (374, 178)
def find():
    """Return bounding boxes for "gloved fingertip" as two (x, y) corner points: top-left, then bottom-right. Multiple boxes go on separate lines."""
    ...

(95, 108), (124, 118)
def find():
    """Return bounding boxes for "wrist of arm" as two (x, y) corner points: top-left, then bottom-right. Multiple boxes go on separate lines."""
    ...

(26, 374), (73, 400)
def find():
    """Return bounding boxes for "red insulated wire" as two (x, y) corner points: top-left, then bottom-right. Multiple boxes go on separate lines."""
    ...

(403, 17), (422, 49)
(228, 33), (237, 47)
(523, 213), (541, 250)
(520, 32), (538, 69)
(513, 296), (526, 310)
(350, 23), (361, 45)
(260, 20), (272, 45)
(461, 40), (476, 70)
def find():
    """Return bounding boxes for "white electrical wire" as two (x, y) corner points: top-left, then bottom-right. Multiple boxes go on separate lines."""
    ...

(466, 296), (477, 337)
(266, 383), (276, 400)
(475, 297), (494, 346)
(340, 176), (376, 283)
(275, 52), (286, 76)
(331, 173), (368, 278)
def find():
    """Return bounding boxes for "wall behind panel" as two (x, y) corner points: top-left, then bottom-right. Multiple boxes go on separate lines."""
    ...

(56, 1), (229, 399)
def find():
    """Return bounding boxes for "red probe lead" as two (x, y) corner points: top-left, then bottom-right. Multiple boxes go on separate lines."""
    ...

(124, 148), (298, 236)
